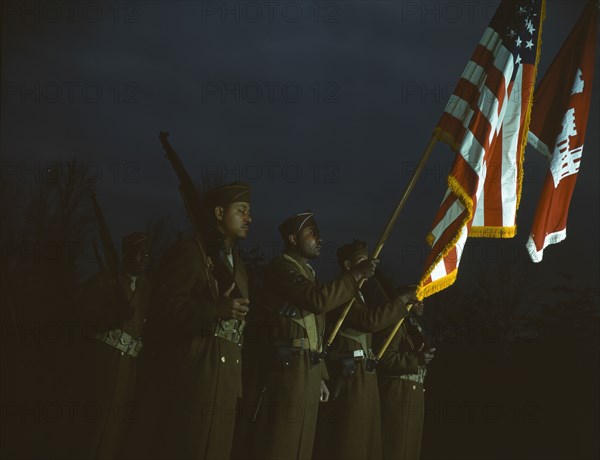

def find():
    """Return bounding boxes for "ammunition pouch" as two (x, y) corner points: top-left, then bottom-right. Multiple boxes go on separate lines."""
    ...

(330, 357), (357, 400)
(273, 340), (322, 369)
(398, 367), (426, 384)
(274, 341), (299, 367)
(329, 350), (364, 376)
(339, 355), (358, 379)
(96, 329), (143, 358)
(277, 301), (298, 319)
(214, 318), (245, 345)
(328, 350), (377, 399)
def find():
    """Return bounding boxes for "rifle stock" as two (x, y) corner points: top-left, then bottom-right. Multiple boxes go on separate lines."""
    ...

(91, 192), (119, 284)
(158, 131), (219, 301)
(90, 194), (129, 320)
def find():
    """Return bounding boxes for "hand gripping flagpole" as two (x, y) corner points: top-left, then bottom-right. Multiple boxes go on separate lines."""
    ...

(323, 135), (438, 356)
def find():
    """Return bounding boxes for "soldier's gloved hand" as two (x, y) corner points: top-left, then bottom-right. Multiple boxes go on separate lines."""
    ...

(397, 285), (420, 306)
(215, 283), (250, 321)
(423, 348), (436, 365)
(350, 258), (379, 282)
(417, 345), (436, 365)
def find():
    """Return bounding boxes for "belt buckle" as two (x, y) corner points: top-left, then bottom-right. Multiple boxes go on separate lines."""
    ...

(353, 350), (364, 359)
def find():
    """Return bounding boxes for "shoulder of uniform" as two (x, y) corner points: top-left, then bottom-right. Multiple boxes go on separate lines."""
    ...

(268, 254), (288, 268)
(268, 255), (310, 286)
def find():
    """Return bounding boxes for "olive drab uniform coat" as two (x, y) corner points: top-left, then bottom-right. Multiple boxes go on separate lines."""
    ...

(375, 317), (426, 460)
(81, 270), (150, 460)
(142, 236), (249, 460)
(247, 249), (360, 460)
(313, 277), (410, 460)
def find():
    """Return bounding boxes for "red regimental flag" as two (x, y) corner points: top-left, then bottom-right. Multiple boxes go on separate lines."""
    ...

(418, 0), (546, 299)
(526, 0), (598, 262)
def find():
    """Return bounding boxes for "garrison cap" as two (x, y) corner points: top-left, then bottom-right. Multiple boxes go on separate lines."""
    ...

(278, 210), (318, 241)
(204, 181), (251, 208)
(336, 240), (369, 267)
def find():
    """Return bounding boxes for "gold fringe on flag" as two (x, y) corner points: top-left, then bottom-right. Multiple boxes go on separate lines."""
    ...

(417, 135), (474, 299)
(418, 268), (458, 300)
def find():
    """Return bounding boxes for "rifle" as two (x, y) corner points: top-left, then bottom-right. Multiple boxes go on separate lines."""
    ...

(158, 131), (219, 301)
(90, 193), (130, 323)
(92, 241), (106, 273)
(91, 192), (119, 286)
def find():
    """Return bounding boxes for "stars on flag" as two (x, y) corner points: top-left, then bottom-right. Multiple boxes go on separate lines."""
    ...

(525, 17), (536, 35)
(497, 1), (541, 75)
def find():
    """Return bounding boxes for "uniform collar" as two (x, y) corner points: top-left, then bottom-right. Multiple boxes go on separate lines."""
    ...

(283, 248), (316, 279)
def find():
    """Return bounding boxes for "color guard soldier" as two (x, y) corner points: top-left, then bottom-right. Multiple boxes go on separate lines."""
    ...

(81, 232), (151, 459)
(144, 182), (252, 460)
(313, 240), (418, 460)
(247, 212), (378, 460)
(375, 295), (435, 460)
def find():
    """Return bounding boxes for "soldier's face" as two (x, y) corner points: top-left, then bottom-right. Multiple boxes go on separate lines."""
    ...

(413, 301), (425, 316)
(344, 254), (369, 270)
(297, 225), (322, 259)
(219, 201), (252, 240)
(123, 243), (149, 275)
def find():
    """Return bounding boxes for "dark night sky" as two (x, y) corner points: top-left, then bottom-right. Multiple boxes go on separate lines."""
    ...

(2, 0), (599, 289)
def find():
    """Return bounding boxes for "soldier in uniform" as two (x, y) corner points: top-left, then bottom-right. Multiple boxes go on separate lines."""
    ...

(144, 182), (252, 460)
(247, 212), (379, 460)
(313, 240), (418, 460)
(375, 296), (435, 460)
(81, 231), (151, 460)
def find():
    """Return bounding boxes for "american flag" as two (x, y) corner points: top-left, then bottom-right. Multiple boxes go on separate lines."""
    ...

(418, 0), (545, 299)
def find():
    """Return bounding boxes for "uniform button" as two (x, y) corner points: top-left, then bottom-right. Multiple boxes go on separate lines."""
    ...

(221, 356), (226, 363)
(236, 359), (239, 364)
(412, 385), (417, 390)
(121, 352), (125, 356)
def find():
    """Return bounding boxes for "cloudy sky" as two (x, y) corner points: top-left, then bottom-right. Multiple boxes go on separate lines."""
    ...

(2, 0), (598, 289)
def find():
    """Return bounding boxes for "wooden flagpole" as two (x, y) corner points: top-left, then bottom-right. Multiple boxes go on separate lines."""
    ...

(325, 134), (438, 351)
